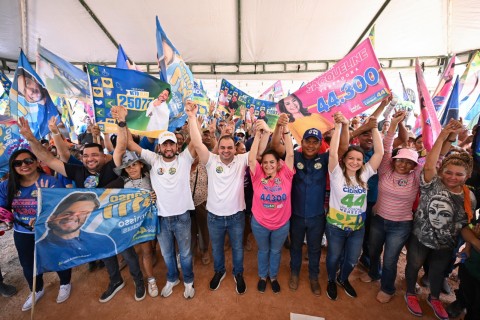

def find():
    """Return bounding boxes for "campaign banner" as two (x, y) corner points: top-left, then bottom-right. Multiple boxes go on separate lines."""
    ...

(218, 79), (279, 130)
(0, 115), (30, 178)
(277, 39), (389, 142)
(415, 58), (441, 152)
(193, 81), (210, 116)
(258, 80), (284, 102)
(8, 50), (60, 138)
(35, 188), (157, 274)
(87, 64), (171, 138)
(36, 45), (91, 102)
(459, 51), (480, 120)
(0, 71), (10, 115)
(116, 44), (130, 70)
(432, 55), (456, 113)
(156, 16), (194, 132)
(440, 76), (459, 126)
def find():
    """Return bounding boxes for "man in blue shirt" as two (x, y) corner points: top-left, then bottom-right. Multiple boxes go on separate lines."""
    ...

(272, 113), (349, 296)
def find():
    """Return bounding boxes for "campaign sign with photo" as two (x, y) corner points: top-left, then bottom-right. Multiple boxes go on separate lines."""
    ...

(218, 79), (279, 130)
(87, 64), (171, 138)
(276, 39), (389, 142)
(35, 188), (157, 274)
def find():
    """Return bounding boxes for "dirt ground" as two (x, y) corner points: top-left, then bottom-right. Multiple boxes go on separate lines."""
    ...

(0, 231), (463, 320)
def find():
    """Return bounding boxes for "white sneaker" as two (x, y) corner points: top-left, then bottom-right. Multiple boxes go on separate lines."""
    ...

(148, 279), (159, 297)
(160, 279), (180, 298)
(22, 289), (45, 311)
(183, 282), (195, 299)
(56, 284), (71, 303)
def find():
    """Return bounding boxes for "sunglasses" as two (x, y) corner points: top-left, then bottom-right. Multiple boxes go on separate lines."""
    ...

(12, 158), (35, 167)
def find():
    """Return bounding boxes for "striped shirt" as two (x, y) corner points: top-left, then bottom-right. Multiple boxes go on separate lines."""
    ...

(374, 132), (423, 221)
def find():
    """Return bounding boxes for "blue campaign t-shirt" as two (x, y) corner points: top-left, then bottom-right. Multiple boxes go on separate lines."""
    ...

(0, 173), (61, 234)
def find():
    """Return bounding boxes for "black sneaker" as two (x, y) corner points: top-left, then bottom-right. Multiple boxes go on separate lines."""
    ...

(234, 273), (246, 295)
(336, 277), (357, 298)
(257, 278), (267, 293)
(135, 281), (146, 302)
(326, 281), (337, 301)
(99, 281), (125, 303)
(271, 279), (280, 294)
(209, 271), (226, 291)
(0, 281), (17, 297)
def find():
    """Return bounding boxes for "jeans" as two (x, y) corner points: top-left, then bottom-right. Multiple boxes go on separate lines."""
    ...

(208, 211), (245, 275)
(191, 202), (209, 253)
(157, 212), (194, 284)
(289, 214), (326, 279)
(251, 216), (289, 279)
(14, 231), (71, 291)
(458, 264), (480, 320)
(325, 223), (365, 282)
(359, 202), (380, 274)
(368, 214), (412, 295)
(103, 246), (144, 286)
(405, 235), (452, 298)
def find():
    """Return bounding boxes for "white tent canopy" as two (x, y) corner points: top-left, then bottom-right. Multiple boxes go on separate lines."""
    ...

(1, 0), (480, 80)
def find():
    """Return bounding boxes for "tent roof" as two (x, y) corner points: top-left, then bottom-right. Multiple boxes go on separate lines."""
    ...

(1, 0), (480, 79)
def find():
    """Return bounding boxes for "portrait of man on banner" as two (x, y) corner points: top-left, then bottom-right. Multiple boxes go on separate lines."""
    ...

(35, 192), (117, 273)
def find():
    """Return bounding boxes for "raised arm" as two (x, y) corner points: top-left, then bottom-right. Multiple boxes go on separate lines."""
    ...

(104, 132), (115, 153)
(248, 121), (263, 175)
(112, 106), (128, 167)
(48, 116), (70, 163)
(18, 117), (67, 176)
(424, 119), (463, 183)
(271, 113), (289, 158)
(328, 113), (344, 172)
(366, 117), (384, 170)
(186, 101), (210, 165)
(283, 124), (294, 171)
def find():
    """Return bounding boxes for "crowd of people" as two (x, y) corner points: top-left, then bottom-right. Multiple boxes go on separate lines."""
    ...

(0, 96), (479, 320)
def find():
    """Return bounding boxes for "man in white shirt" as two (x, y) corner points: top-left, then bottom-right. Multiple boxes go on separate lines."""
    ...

(127, 126), (196, 299)
(186, 101), (268, 295)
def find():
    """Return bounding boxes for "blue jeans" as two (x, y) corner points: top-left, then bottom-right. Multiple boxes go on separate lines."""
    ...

(368, 214), (412, 295)
(251, 216), (290, 279)
(208, 211), (245, 275)
(157, 212), (194, 284)
(325, 223), (365, 282)
(289, 214), (326, 279)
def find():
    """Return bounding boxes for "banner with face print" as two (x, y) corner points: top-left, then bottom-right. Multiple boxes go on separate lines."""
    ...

(35, 188), (157, 274)
(87, 64), (171, 138)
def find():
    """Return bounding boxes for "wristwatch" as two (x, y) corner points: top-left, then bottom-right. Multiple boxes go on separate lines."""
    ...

(117, 121), (127, 128)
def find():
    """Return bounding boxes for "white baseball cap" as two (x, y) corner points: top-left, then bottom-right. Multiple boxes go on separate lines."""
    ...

(158, 131), (177, 144)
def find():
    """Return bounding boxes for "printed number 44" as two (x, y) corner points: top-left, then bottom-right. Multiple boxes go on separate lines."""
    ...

(340, 194), (365, 208)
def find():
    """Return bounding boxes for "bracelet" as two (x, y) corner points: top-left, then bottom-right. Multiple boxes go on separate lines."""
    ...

(283, 131), (290, 135)
(448, 139), (456, 142)
(52, 131), (61, 136)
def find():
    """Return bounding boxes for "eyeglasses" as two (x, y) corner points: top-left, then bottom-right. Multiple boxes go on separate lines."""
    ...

(13, 158), (35, 167)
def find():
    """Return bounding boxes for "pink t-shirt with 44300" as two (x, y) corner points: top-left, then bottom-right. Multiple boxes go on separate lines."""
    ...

(251, 161), (295, 230)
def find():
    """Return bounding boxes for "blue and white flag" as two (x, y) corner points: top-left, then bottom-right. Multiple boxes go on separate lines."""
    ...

(155, 16), (194, 131)
(0, 70), (12, 96)
(116, 44), (130, 70)
(35, 188), (158, 274)
(440, 76), (459, 126)
(9, 50), (60, 138)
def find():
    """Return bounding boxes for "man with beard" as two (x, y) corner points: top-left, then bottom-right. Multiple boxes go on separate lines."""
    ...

(126, 125), (197, 299)
(18, 111), (146, 303)
(35, 192), (116, 273)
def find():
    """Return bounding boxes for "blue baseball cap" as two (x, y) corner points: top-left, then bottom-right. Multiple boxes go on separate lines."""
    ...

(303, 128), (322, 141)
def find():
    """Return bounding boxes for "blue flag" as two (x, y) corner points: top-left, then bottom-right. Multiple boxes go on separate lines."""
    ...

(0, 70), (12, 96)
(155, 16), (194, 131)
(9, 50), (60, 138)
(116, 44), (130, 70)
(440, 76), (459, 126)
(35, 188), (157, 274)
(473, 115), (480, 166)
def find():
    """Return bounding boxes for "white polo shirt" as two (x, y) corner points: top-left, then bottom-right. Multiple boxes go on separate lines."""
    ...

(141, 148), (195, 217)
(205, 152), (249, 216)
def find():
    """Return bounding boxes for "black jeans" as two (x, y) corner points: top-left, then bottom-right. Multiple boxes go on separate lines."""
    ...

(458, 264), (480, 320)
(103, 246), (143, 286)
(14, 231), (71, 291)
(405, 235), (452, 298)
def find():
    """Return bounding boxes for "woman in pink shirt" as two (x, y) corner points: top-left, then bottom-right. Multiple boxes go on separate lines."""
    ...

(362, 111), (423, 303)
(248, 118), (294, 294)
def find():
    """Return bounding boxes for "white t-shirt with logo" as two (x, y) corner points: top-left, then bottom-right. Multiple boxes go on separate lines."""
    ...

(141, 148), (195, 217)
(205, 152), (249, 216)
